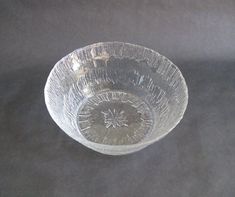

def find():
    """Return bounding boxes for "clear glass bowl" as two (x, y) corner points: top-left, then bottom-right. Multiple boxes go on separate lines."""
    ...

(44, 42), (188, 155)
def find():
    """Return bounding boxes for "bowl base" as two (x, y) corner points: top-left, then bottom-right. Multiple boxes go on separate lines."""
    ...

(77, 90), (154, 145)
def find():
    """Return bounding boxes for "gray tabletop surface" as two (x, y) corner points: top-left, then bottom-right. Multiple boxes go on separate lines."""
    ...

(1, 1), (235, 197)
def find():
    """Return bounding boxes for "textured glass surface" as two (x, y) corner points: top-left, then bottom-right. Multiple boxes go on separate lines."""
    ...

(44, 42), (188, 155)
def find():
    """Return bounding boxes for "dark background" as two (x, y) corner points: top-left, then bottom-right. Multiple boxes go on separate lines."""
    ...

(1, 0), (235, 196)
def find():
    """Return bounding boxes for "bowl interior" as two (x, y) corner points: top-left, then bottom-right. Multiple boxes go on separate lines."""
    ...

(45, 42), (188, 147)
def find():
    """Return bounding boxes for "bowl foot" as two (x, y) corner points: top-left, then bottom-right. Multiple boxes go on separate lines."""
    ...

(77, 90), (154, 145)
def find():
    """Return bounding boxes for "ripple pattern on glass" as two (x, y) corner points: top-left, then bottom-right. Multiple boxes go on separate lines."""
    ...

(44, 42), (188, 155)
